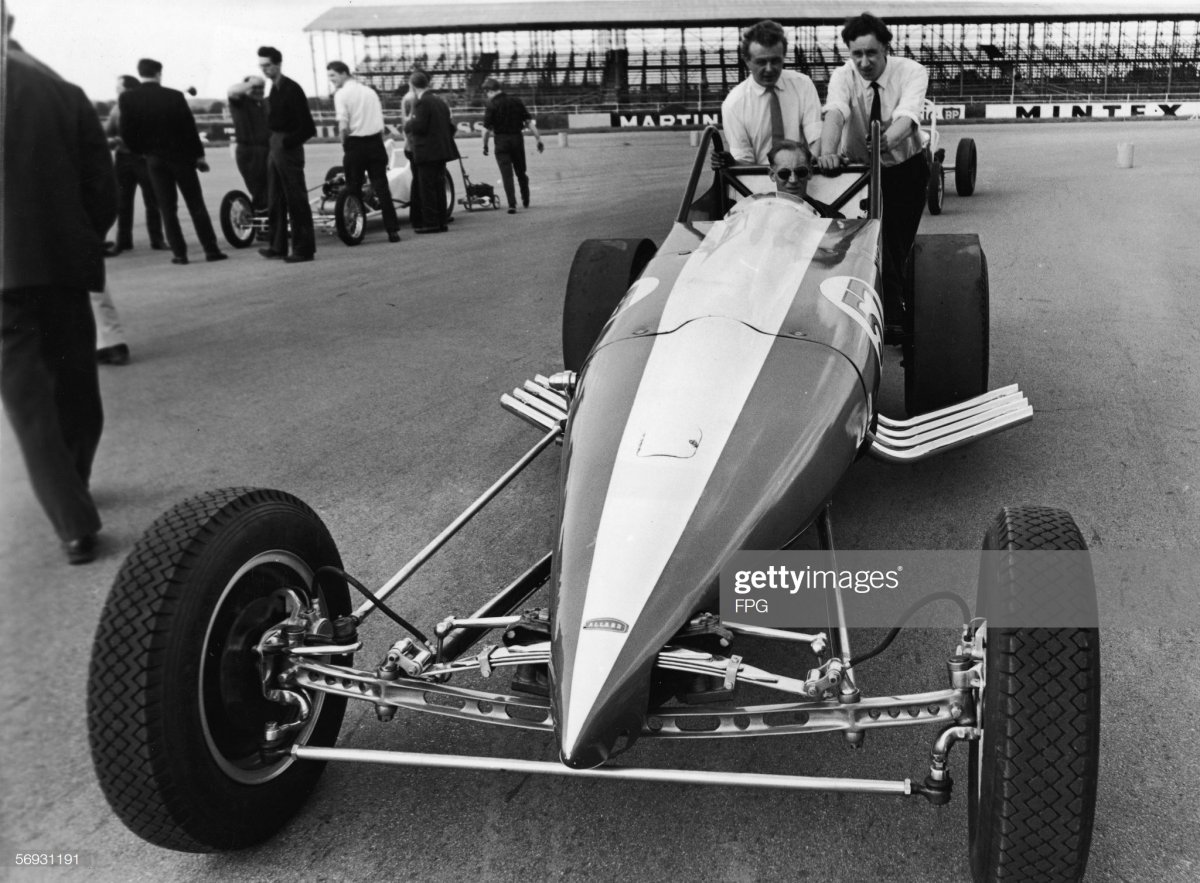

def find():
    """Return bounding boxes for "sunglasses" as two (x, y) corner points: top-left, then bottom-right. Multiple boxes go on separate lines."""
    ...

(774, 166), (811, 182)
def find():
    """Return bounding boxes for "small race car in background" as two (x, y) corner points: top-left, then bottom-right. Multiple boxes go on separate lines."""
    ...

(218, 137), (456, 248)
(90, 123), (1098, 883)
(923, 99), (978, 215)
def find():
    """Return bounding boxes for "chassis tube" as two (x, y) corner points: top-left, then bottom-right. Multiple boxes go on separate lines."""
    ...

(354, 427), (561, 622)
(292, 746), (913, 795)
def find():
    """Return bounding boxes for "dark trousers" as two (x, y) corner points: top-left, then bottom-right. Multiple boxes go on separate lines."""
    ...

(145, 153), (221, 258)
(343, 135), (399, 234)
(113, 153), (164, 249)
(493, 133), (530, 208)
(880, 151), (930, 318)
(267, 136), (315, 257)
(1, 287), (103, 542)
(410, 160), (448, 229)
(235, 144), (270, 213)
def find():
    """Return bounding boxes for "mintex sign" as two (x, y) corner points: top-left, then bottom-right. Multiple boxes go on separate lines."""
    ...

(986, 102), (1200, 120)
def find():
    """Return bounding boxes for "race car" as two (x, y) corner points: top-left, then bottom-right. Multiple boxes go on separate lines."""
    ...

(218, 138), (455, 247)
(89, 123), (1098, 882)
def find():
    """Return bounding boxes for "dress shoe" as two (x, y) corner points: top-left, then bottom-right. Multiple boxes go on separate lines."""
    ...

(171, 255), (189, 265)
(259, 247), (284, 259)
(284, 253), (314, 263)
(387, 231), (401, 243)
(507, 208), (516, 215)
(104, 243), (124, 257)
(96, 343), (130, 366)
(150, 241), (168, 251)
(64, 534), (97, 565)
(522, 198), (530, 208)
(414, 225), (448, 234)
(205, 251), (228, 262)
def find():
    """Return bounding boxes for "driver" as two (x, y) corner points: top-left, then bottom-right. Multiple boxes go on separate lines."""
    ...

(768, 140), (813, 200)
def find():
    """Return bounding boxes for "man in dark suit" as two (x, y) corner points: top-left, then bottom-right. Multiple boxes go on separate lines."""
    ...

(3, 23), (117, 563)
(105, 75), (166, 254)
(257, 46), (318, 263)
(118, 58), (226, 265)
(403, 70), (457, 233)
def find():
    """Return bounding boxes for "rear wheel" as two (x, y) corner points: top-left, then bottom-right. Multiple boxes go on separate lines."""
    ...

(969, 506), (1100, 883)
(563, 238), (657, 373)
(87, 488), (350, 852)
(903, 234), (989, 416)
(955, 139), (978, 196)
(334, 191), (366, 246)
(926, 160), (945, 215)
(219, 190), (256, 249)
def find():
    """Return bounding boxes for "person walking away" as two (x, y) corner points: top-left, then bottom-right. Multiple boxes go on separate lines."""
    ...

(104, 74), (165, 255)
(117, 57), (226, 265)
(257, 45), (317, 263)
(402, 70), (456, 233)
(480, 77), (543, 214)
(3, 20), (117, 563)
(327, 60), (400, 243)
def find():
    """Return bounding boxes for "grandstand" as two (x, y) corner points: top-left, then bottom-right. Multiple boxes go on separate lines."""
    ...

(303, 2), (1200, 111)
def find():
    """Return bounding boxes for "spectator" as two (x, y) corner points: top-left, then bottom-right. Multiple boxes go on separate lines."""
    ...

(118, 57), (227, 265)
(402, 70), (457, 234)
(257, 45), (317, 263)
(481, 77), (544, 214)
(3, 19), (117, 564)
(818, 12), (929, 321)
(104, 74), (165, 255)
(716, 20), (822, 167)
(327, 61), (400, 243)
(227, 74), (270, 216)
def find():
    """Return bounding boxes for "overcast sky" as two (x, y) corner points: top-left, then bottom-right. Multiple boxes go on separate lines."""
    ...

(10, 0), (567, 101)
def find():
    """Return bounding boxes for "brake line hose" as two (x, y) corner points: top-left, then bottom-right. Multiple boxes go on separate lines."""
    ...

(849, 591), (972, 668)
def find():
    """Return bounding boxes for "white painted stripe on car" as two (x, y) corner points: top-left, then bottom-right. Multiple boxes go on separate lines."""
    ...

(561, 201), (829, 754)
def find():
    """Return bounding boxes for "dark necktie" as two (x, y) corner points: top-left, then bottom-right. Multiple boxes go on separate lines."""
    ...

(766, 84), (785, 146)
(869, 81), (882, 126)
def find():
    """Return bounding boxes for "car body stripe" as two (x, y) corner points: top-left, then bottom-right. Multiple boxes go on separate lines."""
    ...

(562, 203), (830, 751)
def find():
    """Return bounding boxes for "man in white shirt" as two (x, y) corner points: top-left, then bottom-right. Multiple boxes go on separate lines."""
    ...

(327, 60), (400, 243)
(817, 13), (929, 322)
(718, 20), (821, 166)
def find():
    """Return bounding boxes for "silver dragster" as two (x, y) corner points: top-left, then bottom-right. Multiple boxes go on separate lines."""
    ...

(88, 124), (1100, 883)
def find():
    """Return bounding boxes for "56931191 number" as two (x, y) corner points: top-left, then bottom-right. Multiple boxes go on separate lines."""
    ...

(14, 853), (87, 866)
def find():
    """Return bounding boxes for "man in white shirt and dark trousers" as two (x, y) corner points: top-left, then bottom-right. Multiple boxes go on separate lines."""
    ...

(717, 20), (822, 166)
(818, 12), (929, 325)
(327, 61), (400, 243)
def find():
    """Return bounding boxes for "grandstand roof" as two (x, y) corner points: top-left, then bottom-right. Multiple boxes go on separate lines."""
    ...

(306, 1), (1200, 34)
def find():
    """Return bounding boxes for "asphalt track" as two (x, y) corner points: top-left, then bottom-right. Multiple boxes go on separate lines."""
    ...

(2, 121), (1198, 883)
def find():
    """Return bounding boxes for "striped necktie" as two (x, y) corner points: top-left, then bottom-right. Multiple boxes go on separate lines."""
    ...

(766, 84), (785, 147)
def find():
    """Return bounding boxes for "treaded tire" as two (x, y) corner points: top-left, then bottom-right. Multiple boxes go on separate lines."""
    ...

(562, 238), (657, 373)
(219, 190), (256, 249)
(927, 160), (945, 215)
(334, 191), (367, 245)
(903, 233), (989, 416)
(969, 506), (1100, 883)
(956, 139), (978, 196)
(87, 487), (350, 852)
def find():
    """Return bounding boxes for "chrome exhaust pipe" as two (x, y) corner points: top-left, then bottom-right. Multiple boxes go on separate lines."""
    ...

(869, 385), (1033, 463)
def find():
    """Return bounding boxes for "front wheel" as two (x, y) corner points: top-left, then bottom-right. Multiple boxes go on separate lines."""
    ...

(219, 190), (256, 248)
(334, 191), (366, 245)
(968, 506), (1100, 883)
(87, 488), (350, 852)
(955, 139), (978, 196)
